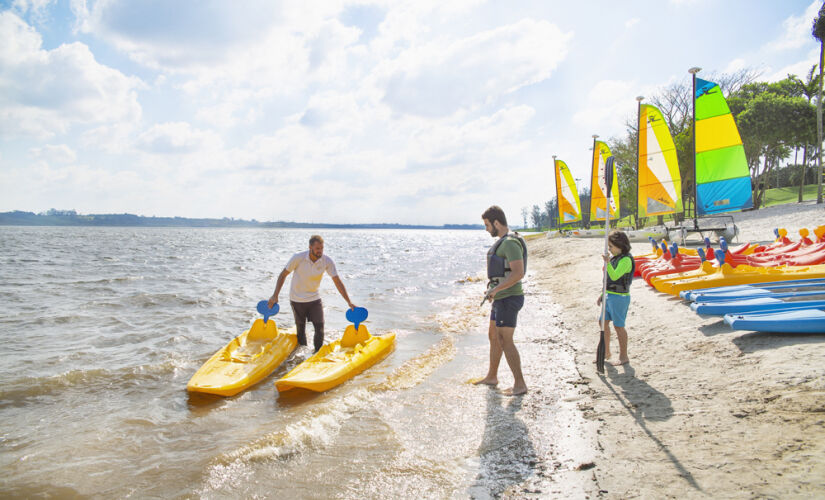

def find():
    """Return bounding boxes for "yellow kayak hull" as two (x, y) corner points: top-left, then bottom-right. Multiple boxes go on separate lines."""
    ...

(187, 319), (297, 396)
(275, 325), (395, 393)
(655, 263), (825, 296)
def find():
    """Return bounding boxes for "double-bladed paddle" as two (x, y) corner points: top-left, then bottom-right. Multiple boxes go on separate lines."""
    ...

(596, 156), (616, 374)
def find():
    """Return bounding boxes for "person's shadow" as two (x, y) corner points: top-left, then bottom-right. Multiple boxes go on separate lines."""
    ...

(601, 364), (702, 492)
(468, 389), (536, 498)
(606, 364), (673, 421)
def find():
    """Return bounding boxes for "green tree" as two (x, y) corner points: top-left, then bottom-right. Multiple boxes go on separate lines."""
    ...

(737, 93), (816, 208)
(530, 204), (541, 230)
(789, 65), (821, 201)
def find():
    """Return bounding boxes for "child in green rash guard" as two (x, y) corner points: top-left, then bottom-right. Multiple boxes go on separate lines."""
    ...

(596, 230), (634, 366)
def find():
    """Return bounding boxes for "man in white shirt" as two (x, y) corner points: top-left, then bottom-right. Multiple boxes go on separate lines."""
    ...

(268, 235), (356, 351)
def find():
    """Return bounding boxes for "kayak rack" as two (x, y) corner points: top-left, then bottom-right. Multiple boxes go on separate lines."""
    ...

(664, 215), (738, 246)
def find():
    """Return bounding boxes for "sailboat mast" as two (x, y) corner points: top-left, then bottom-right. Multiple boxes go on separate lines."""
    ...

(552, 154), (558, 228)
(635, 96), (644, 228)
(689, 67), (701, 225)
(591, 134), (598, 227)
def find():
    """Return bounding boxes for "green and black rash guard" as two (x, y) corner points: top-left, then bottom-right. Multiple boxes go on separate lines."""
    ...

(606, 253), (634, 296)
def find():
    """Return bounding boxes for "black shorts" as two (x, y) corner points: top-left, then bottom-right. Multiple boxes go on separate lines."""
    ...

(489, 294), (524, 328)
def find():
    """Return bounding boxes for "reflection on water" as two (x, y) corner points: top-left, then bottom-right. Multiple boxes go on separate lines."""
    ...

(470, 390), (536, 498)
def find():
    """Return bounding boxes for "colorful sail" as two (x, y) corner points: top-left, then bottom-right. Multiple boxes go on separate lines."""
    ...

(638, 104), (682, 218)
(554, 158), (582, 224)
(589, 140), (619, 221)
(694, 78), (753, 215)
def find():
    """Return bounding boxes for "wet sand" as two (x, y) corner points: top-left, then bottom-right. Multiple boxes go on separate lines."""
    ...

(509, 201), (825, 498)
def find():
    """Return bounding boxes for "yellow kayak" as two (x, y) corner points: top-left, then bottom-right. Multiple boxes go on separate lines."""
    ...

(655, 263), (825, 296)
(275, 325), (395, 393)
(187, 319), (297, 396)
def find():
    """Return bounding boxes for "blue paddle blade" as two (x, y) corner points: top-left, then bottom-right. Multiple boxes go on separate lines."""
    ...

(256, 300), (279, 324)
(346, 307), (368, 330)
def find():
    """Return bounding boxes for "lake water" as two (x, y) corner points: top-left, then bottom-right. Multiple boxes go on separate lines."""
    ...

(0, 226), (570, 498)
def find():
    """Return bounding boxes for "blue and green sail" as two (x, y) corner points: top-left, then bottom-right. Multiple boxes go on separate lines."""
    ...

(694, 78), (753, 215)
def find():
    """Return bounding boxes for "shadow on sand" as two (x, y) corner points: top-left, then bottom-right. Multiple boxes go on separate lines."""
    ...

(468, 388), (536, 498)
(731, 330), (825, 353)
(600, 364), (703, 493)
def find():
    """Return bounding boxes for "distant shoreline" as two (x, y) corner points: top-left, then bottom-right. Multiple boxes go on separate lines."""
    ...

(0, 210), (482, 230)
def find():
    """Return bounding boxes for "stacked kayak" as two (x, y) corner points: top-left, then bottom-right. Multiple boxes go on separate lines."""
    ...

(655, 262), (825, 296)
(671, 228), (825, 332)
(188, 318), (298, 396)
(681, 278), (825, 302)
(724, 308), (825, 333)
(275, 324), (395, 393)
(690, 291), (825, 315)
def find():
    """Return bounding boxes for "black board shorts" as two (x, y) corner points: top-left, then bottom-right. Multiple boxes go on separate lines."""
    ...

(489, 294), (524, 328)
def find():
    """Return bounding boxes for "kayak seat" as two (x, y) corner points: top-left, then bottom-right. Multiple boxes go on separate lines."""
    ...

(341, 324), (370, 347)
(247, 318), (278, 342)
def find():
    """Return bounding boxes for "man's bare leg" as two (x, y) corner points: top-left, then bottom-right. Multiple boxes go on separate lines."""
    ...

(473, 320), (502, 385)
(496, 326), (527, 395)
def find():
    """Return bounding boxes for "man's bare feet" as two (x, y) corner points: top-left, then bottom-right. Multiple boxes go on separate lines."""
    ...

(501, 386), (527, 396)
(610, 358), (629, 366)
(472, 376), (498, 386)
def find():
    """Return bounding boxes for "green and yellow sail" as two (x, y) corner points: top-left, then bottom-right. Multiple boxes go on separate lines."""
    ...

(554, 158), (582, 224)
(694, 78), (753, 215)
(589, 140), (619, 221)
(638, 104), (682, 218)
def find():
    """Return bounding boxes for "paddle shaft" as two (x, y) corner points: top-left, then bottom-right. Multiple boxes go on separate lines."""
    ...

(597, 157), (615, 374)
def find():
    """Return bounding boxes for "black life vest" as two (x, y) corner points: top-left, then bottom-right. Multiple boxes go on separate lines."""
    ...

(487, 233), (528, 282)
(606, 253), (634, 294)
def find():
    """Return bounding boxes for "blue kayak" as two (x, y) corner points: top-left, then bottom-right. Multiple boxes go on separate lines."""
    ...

(724, 307), (825, 333)
(691, 293), (825, 316)
(681, 278), (825, 302)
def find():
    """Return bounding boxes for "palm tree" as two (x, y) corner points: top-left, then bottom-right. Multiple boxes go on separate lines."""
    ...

(789, 65), (820, 201)
(813, 2), (825, 203)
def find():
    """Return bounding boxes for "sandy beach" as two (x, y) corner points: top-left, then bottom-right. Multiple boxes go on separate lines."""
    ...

(499, 201), (825, 498)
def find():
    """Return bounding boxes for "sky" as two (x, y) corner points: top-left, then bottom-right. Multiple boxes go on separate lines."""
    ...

(0, 0), (821, 225)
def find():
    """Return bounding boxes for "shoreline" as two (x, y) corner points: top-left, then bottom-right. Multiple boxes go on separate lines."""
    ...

(520, 201), (825, 497)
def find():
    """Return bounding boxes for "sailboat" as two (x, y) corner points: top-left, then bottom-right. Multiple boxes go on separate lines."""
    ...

(553, 156), (582, 225)
(692, 72), (754, 216)
(664, 68), (752, 242)
(637, 101), (683, 219)
(589, 137), (619, 222)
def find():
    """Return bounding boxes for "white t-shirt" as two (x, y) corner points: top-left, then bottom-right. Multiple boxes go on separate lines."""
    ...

(284, 251), (338, 303)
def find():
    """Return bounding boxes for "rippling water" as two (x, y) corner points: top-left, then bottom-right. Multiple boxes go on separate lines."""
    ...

(1, 226), (568, 498)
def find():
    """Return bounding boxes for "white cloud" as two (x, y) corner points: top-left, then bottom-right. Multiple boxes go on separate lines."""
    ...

(29, 143), (77, 163)
(379, 18), (572, 117)
(572, 79), (643, 139)
(0, 11), (142, 139)
(135, 122), (223, 154)
(767, 48), (821, 81)
(724, 58), (746, 73)
(766, 0), (821, 52)
(625, 18), (640, 29)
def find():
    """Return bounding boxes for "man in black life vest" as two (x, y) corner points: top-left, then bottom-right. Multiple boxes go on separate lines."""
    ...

(473, 205), (527, 396)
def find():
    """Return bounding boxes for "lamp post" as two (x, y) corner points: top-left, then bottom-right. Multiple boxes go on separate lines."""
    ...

(688, 67), (701, 222)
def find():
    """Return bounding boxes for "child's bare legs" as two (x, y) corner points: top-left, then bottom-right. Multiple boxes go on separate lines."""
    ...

(611, 325), (629, 365)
